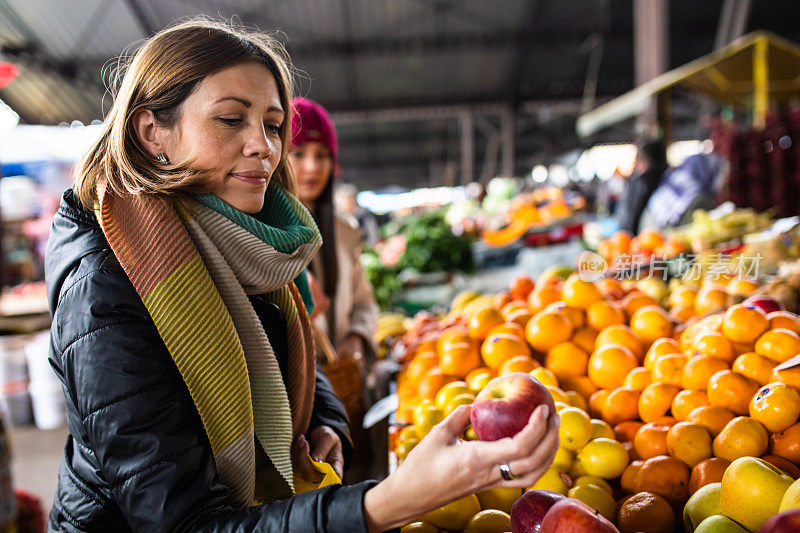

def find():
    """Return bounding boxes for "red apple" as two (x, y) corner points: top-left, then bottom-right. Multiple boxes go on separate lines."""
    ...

(745, 295), (785, 315)
(540, 498), (620, 533)
(470, 372), (555, 441)
(511, 490), (566, 533)
(759, 508), (800, 532)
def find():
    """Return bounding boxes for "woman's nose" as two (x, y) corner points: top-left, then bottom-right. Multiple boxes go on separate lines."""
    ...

(244, 126), (270, 158)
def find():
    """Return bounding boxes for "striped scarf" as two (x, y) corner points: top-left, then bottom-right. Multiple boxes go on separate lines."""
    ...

(95, 180), (321, 507)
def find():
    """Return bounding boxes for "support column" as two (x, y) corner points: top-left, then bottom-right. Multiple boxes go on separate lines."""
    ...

(459, 109), (474, 185)
(634, 0), (669, 139)
(753, 35), (769, 130)
(500, 104), (515, 177)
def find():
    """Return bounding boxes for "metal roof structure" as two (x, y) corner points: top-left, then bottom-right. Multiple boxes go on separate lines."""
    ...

(1, 0), (800, 190)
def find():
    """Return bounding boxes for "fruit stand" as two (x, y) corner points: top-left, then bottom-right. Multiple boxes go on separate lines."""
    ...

(377, 255), (800, 532)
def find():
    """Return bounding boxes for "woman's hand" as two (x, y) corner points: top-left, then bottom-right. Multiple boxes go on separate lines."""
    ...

(336, 334), (365, 369)
(363, 404), (559, 532)
(292, 425), (345, 481)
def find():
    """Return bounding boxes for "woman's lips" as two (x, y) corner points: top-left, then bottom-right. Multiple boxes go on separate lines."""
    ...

(230, 170), (269, 185)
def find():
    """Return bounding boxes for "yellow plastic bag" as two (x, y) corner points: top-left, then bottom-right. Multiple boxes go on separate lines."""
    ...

(293, 458), (342, 494)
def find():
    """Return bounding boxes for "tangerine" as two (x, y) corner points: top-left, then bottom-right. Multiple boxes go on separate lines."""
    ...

(645, 338), (681, 370)
(772, 366), (800, 391)
(596, 325), (644, 360)
(561, 276), (603, 309)
(634, 422), (671, 460)
(602, 387), (641, 425)
(417, 367), (459, 400)
(439, 335), (482, 378)
(686, 405), (736, 437)
(681, 355), (730, 391)
(524, 311), (573, 353)
(561, 375), (598, 399)
(692, 332), (735, 363)
(597, 277), (625, 300)
(500, 301), (533, 328)
(481, 332), (531, 371)
(670, 305), (695, 322)
(671, 390), (709, 421)
(688, 457), (730, 495)
(770, 422), (800, 464)
(509, 275), (536, 301)
(587, 300), (626, 331)
(666, 422), (712, 468)
(617, 491), (676, 533)
(631, 305), (674, 346)
(588, 389), (610, 419)
(749, 382), (800, 433)
(755, 328), (800, 362)
(638, 383), (681, 423)
(487, 321), (525, 339)
(571, 327), (598, 353)
(498, 355), (540, 375)
(615, 420), (645, 442)
(405, 352), (440, 388)
(468, 307), (505, 340)
(712, 415), (769, 461)
(621, 460), (643, 493)
(707, 370), (760, 415)
(694, 284), (728, 315)
(634, 455), (691, 508)
(624, 367), (653, 390)
(722, 304), (769, 344)
(669, 284), (699, 310)
(545, 342), (588, 380)
(726, 278), (760, 296)
(492, 291), (513, 311)
(768, 311), (800, 334)
(732, 352), (776, 386)
(588, 344), (639, 390)
(761, 454), (800, 479)
(652, 354), (688, 387)
(545, 302), (586, 329)
(527, 286), (562, 314)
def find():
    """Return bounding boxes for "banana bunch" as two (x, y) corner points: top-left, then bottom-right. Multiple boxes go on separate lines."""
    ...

(375, 313), (408, 345)
(446, 289), (495, 322)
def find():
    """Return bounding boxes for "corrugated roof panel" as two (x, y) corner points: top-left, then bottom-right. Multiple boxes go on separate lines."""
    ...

(79, 0), (148, 60)
(4, 0), (102, 59)
(292, 57), (351, 103)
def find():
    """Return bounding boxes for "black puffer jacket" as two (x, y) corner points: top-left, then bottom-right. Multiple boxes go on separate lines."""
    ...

(45, 190), (376, 532)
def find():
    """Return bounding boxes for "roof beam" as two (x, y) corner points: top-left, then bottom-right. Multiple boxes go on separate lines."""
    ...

(122, 0), (158, 37)
(506, 0), (542, 105)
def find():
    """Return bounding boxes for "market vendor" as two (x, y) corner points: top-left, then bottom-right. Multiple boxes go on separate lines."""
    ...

(44, 18), (559, 532)
(617, 139), (668, 234)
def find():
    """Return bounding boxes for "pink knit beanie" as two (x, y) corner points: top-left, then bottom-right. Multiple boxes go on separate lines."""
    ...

(290, 97), (338, 167)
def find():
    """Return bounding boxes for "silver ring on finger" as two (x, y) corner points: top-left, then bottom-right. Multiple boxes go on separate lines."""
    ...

(499, 463), (516, 481)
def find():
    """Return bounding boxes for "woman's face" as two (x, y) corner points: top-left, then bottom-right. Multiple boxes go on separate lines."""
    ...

(289, 142), (333, 204)
(161, 62), (284, 214)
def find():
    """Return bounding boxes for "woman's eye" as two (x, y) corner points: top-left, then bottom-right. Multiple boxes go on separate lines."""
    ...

(265, 123), (281, 135)
(218, 117), (242, 126)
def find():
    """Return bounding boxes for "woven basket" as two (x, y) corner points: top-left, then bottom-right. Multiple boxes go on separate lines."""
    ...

(315, 326), (366, 422)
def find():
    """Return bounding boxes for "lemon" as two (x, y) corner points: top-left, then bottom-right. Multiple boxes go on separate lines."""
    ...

(530, 367), (559, 387)
(444, 393), (475, 416)
(422, 494), (481, 530)
(590, 418), (615, 440)
(576, 438), (629, 479)
(558, 407), (592, 450)
(414, 404), (444, 438)
(554, 401), (570, 412)
(545, 385), (570, 404)
(572, 475), (613, 495)
(435, 381), (472, 410)
(552, 447), (573, 472)
(476, 487), (523, 514)
(398, 426), (419, 445)
(566, 390), (588, 411)
(464, 509), (512, 533)
(464, 425), (478, 440)
(401, 521), (438, 533)
(568, 483), (617, 522)
(530, 466), (572, 495)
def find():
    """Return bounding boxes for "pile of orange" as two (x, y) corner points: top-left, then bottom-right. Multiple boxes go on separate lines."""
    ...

(597, 229), (689, 266)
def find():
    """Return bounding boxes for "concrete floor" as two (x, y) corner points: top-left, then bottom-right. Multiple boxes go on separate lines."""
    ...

(8, 424), (69, 513)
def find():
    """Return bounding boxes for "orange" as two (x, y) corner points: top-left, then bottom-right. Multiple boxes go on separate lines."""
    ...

(624, 367), (652, 391)
(623, 292), (660, 318)
(772, 366), (800, 391)
(436, 326), (469, 354)
(545, 341), (588, 380)
(670, 305), (695, 322)
(602, 387), (641, 425)
(617, 491), (676, 533)
(694, 284), (728, 315)
(666, 422), (712, 468)
(691, 332), (734, 363)
(487, 321), (525, 339)
(634, 455), (691, 508)
(524, 311), (573, 353)
(722, 304), (770, 344)
(712, 415), (769, 461)
(588, 344), (639, 390)
(544, 302), (586, 329)
(680, 313), (724, 353)
(438, 335), (482, 378)
(492, 291), (513, 311)
(417, 367), (459, 400)
(465, 367), (494, 393)
(609, 229), (634, 250)
(652, 354), (687, 387)
(771, 422), (800, 464)
(509, 275), (536, 301)
(621, 460), (644, 493)
(689, 457), (730, 495)
(727, 278), (761, 296)
(467, 307), (505, 340)
(645, 338), (682, 370)
(630, 305), (674, 346)
(586, 300), (626, 331)
(596, 325), (644, 361)
(500, 301), (533, 327)
(588, 389), (610, 419)
(755, 328), (800, 362)
(749, 382), (800, 433)
(634, 422), (671, 459)
(561, 375), (598, 400)
(572, 327), (598, 353)
(527, 286), (562, 314)
(498, 355), (540, 375)
(597, 277), (625, 300)
(707, 370), (760, 415)
(638, 383), (681, 423)
(480, 332), (531, 371)
(687, 405), (736, 437)
(561, 276), (603, 309)
(681, 355), (730, 391)
(669, 284), (699, 310)
(615, 420), (645, 442)
(761, 454), (800, 479)
(768, 311), (800, 334)
(404, 351), (439, 388)
(672, 390), (710, 421)
(638, 228), (665, 250)
(732, 352), (776, 385)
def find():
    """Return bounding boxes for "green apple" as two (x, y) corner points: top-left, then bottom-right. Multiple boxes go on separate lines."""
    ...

(684, 482), (722, 532)
(720, 457), (795, 532)
(780, 477), (800, 512)
(694, 515), (749, 533)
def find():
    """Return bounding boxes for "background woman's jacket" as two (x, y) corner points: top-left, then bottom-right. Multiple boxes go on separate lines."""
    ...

(45, 190), (374, 533)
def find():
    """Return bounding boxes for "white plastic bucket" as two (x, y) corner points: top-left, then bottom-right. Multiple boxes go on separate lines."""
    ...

(29, 380), (65, 430)
(0, 334), (28, 387)
(24, 330), (56, 386)
(0, 388), (33, 426)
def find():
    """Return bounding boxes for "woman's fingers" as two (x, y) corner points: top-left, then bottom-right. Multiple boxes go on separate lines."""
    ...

(478, 404), (553, 465)
(430, 404), (472, 442)
(292, 435), (322, 482)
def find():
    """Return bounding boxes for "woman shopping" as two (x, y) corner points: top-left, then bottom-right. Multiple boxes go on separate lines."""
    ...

(45, 18), (558, 532)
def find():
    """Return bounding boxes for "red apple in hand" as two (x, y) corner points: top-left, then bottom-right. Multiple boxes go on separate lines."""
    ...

(540, 498), (620, 533)
(470, 372), (555, 441)
(745, 295), (785, 315)
(760, 508), (800, 533)
(511, 490), (566, 533)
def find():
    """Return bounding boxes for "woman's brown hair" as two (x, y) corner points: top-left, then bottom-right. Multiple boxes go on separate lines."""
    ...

(74, 17), (295, 208)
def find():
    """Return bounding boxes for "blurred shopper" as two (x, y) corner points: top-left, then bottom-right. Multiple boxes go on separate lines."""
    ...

(642, 151), (725, 229)
(335, 182), (381, 247)
(45, 21), (559, 530)
(616, 140), (668, 233)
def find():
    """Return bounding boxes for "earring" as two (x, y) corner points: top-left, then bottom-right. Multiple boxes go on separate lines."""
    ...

(155, 152), (169, 164)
